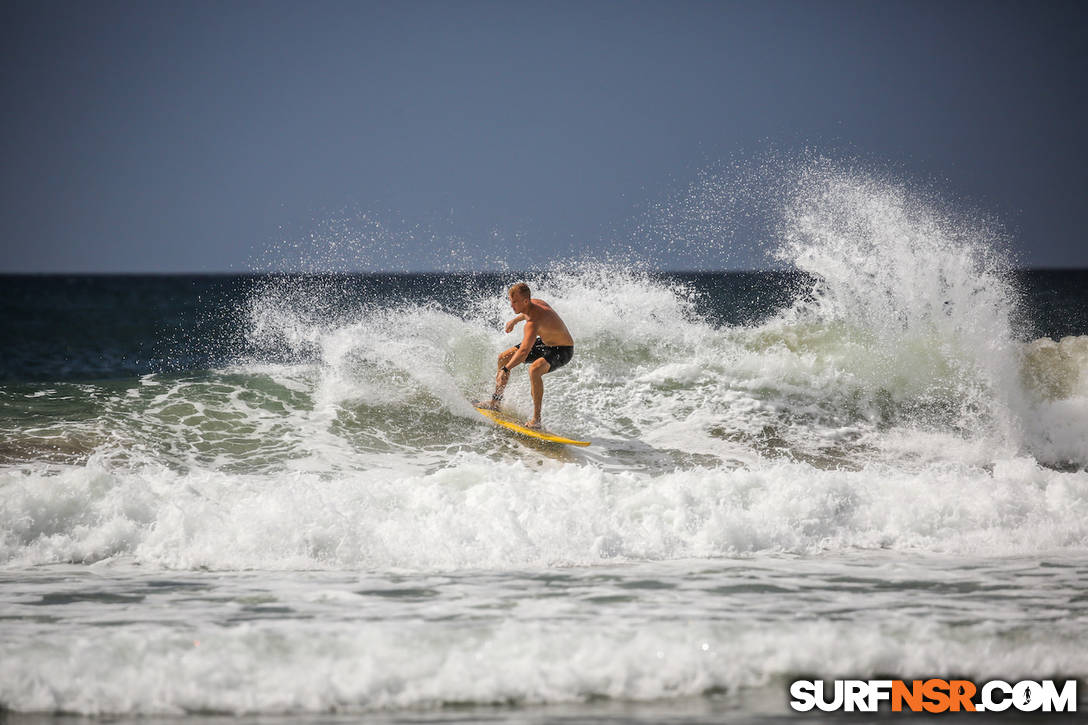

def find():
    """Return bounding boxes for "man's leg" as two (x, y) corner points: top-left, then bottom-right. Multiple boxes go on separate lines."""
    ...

(485, 347), (517, 408)
(526, 358), (551, 427)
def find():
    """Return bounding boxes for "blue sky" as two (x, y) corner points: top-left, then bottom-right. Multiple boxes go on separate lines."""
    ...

(1, 0), (1085, 272)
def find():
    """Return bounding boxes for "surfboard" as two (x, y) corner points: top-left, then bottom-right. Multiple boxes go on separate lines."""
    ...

(474, 405), (591, 446)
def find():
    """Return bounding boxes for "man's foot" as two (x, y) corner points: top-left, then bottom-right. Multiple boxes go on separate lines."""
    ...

(525, 418), (541, 430)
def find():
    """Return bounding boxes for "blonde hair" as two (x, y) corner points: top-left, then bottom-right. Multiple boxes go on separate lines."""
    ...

(508, 282), (531, 299)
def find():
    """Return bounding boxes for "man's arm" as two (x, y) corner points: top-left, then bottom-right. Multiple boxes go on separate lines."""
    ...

(504, 313), (526, 333)
(503, 320), (537, 371)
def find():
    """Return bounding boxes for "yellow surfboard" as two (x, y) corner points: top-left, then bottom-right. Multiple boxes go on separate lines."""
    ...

(474, 406), (591, 446)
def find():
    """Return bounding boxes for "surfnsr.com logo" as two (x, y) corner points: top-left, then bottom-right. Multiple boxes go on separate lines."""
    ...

(789, 679), (1078, 713)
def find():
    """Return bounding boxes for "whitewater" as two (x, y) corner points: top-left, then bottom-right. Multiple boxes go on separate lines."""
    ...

(1, 164), (1086, 722)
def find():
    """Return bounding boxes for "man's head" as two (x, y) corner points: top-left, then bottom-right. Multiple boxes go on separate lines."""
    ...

(508, 282), (531, 313)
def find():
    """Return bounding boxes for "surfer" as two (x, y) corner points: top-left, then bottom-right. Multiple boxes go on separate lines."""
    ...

(483, 282), (574, 429)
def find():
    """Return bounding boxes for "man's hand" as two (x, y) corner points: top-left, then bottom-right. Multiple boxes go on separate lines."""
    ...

(495, 367), (510, 387)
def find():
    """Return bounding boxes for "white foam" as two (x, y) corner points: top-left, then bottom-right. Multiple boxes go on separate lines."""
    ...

(4, 451), (1086, 571)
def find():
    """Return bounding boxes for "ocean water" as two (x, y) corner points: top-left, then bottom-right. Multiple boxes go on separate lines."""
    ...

(2, 170), (1088, 723)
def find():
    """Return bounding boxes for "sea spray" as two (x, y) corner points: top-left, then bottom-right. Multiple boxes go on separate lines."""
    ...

(773, 160), (1086, 466)
(757, 161), (1029, 458)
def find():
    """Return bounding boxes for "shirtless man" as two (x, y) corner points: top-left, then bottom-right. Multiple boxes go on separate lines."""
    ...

(483, 282), (574, 429)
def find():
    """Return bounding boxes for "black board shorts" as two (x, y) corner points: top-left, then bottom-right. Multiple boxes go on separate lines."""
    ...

(515, 338), (574, 372)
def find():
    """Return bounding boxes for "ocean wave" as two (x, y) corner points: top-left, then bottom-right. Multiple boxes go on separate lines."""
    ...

(1023, 335), (1088, 400)
(3, 614), (1084, 716)
(3, 453), (1086, 570)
